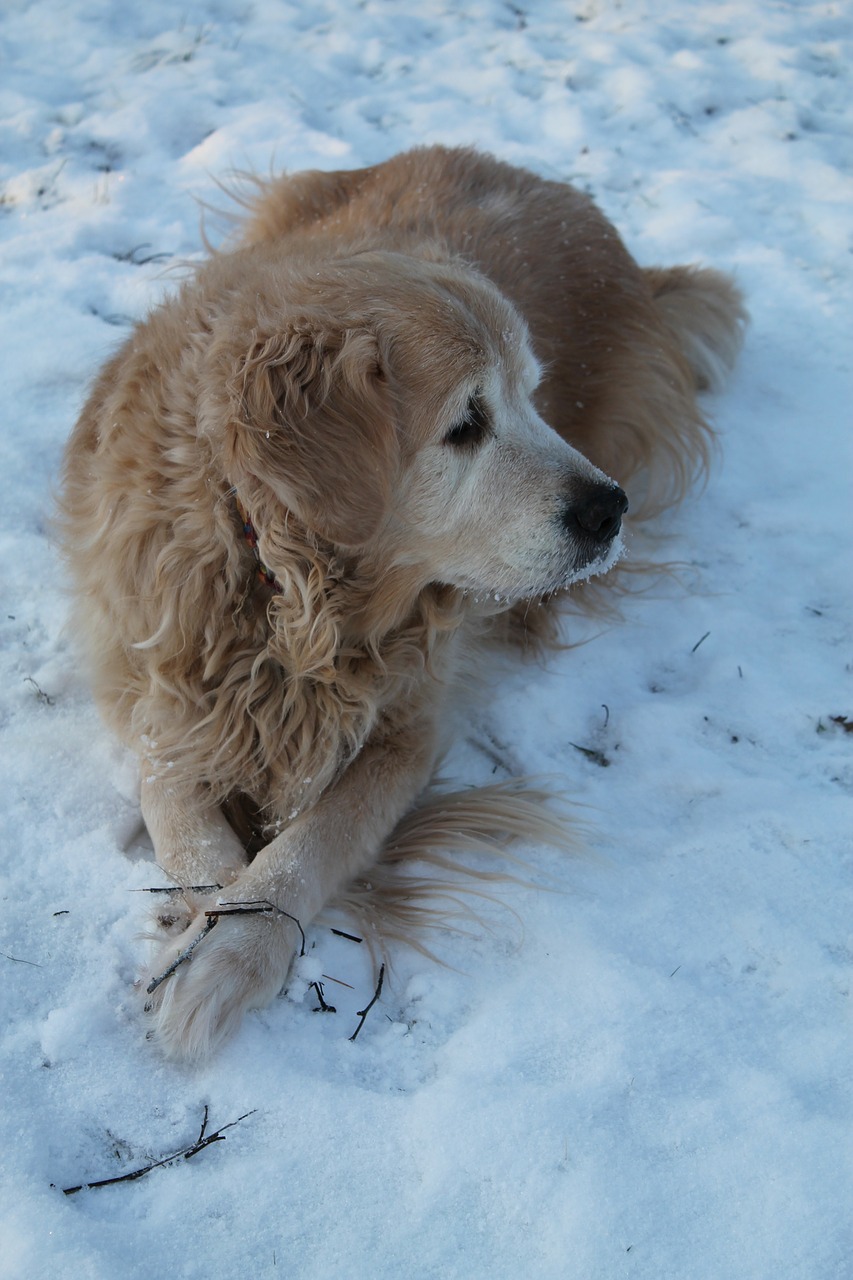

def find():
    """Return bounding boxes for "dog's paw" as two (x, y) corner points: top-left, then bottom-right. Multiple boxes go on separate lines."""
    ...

(143, 908), (299, 1061)
(151, 888), (213, 937)
(149, 864), (245, 938)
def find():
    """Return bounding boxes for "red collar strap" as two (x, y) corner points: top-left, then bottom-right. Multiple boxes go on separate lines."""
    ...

(234, 495), (283, 593)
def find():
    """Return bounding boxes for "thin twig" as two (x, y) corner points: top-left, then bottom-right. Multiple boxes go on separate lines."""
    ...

(59, 1108), (256, 1195)
(349, 964), (385, 1042)
(321, 973), (355, 990)
(310, 981), (336, 1013)
(570, 742), (610, 768)
(691, 630), (711, 653)
(145, 918), (218, 996)
(24, 676), (55, 706)
(1, 950), (42, 968)
(330, 928), (363, 944)
(134, 884), (222, 895)
(113, 243), (173, 266)
(208, 900), (306, 956)
(145, 901), (306, 1000)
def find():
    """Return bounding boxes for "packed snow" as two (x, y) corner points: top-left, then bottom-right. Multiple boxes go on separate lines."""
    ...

(1, 1), (851, 1276)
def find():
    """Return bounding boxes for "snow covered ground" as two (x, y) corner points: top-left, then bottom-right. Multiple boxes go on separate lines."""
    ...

(1, 1), (851, 1275)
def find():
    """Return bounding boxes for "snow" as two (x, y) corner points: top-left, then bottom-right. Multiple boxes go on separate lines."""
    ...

(1, 1), (851, 1276)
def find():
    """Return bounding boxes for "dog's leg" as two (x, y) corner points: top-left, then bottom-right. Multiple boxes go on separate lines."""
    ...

(141, 777), (249, 885)
(141, 777), (250, 932)
(145, 716), (437, 1060)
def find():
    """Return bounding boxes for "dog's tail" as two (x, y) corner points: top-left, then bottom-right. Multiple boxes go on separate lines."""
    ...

(644, 265), (748, 394)
(330, 780), (579, 958)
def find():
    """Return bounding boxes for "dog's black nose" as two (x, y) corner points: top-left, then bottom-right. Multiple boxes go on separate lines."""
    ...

(565, 483), (628, 543)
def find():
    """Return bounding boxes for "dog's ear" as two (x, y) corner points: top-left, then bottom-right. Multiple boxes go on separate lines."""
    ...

(229, 324), (397, 546)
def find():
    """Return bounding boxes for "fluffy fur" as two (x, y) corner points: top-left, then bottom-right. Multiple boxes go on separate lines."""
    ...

(59, 145), (745, 1059)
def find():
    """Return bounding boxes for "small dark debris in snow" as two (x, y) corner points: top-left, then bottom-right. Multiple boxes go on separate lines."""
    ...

(571, 742), (610, 768)
(310, 981), (336, 1014)
(2, 950), (42, 967)
(829, 715), (853, 735)
(24, 677), (54, 706)
(691, 631), (711, 653)
(112, 243), (173, 266)
(87, 305), (135, 328)
(330, 928), (363, 943)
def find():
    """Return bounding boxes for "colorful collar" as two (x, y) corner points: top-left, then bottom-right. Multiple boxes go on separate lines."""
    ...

(234, 495), (282, 593)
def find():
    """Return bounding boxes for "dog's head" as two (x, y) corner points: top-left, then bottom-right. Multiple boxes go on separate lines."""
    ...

(219, 250), (626, 602)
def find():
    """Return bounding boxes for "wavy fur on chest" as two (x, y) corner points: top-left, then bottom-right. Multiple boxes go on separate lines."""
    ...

(61, 368), (469, 819)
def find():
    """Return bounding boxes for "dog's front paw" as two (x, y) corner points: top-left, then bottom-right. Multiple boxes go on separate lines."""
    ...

(148, 857), (249, 936)
(151, 887), (216, 937)
(144, 907), (299, 1061)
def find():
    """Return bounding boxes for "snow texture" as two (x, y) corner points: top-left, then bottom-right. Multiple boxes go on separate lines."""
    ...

(1, 1), (851, 1277)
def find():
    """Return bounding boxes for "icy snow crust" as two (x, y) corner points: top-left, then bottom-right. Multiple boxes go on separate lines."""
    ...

(1, 2), (851, 1276)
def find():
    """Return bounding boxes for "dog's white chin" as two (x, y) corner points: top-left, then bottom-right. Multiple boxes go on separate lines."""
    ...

(522, 531), (626, 601)
(561, 530), (626, 590)
(457, 532), (625, 613)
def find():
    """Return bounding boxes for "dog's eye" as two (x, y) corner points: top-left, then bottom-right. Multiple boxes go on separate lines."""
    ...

(443, 392), (491, 448)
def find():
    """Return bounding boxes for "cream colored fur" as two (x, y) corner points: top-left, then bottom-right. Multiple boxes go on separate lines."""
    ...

(59, 145), (745, 1060)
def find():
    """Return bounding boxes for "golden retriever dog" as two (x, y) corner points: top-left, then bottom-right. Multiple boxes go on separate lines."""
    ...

(60, 145), (744, 1060)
